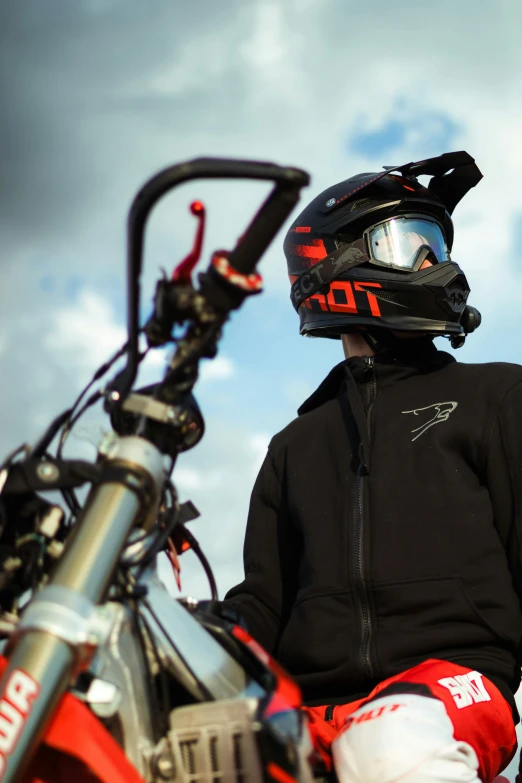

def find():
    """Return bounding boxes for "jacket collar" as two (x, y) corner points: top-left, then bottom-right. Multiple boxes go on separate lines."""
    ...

(297, 338), (455, 416)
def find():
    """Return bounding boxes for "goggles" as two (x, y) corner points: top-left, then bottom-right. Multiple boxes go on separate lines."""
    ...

(363, 214), (450, 272)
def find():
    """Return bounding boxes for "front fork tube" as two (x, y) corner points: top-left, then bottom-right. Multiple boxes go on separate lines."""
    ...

(0, 436), (165, 783)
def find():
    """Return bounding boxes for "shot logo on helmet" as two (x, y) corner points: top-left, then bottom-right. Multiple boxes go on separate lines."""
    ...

(300, 280), (383, 317)
(0, 669), (40, 778)
(402, 401), (458, 441)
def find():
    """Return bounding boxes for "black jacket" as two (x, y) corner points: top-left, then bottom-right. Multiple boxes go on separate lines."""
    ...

(225, 340), (522, 716)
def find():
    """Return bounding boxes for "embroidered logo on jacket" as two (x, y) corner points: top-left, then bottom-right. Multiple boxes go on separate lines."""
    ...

(402, 401), (458, 441)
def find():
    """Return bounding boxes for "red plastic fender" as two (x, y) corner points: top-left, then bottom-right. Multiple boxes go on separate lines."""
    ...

(0, 656), (145, 783)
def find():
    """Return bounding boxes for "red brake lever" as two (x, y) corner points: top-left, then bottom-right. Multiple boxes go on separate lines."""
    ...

(171, 200), (206, 283)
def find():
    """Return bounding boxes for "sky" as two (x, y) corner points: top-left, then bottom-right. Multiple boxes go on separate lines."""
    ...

(2, 0), (522, 774)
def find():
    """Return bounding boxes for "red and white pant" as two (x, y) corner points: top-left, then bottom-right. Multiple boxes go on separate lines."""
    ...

(303, 660), (517, 783)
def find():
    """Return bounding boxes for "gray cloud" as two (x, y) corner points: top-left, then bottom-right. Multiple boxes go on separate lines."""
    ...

(1, 1), (246, 241)
(2, 0), (521, 259)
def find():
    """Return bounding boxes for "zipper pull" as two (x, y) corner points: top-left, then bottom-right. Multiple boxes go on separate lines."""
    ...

(363, 355), (375, 378)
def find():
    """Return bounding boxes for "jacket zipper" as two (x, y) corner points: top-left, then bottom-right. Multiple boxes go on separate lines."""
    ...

(354, 357), (376, 680)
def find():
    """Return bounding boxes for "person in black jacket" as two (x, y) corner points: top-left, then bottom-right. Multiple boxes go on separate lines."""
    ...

(225, 152), (522, 783)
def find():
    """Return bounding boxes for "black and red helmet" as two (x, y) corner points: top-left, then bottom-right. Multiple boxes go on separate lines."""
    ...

(284, 151), (483, 347)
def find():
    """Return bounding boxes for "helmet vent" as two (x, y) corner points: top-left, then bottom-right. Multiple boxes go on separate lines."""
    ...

(349, 198), (373, 212)
(446, 282), (465, 293)
(445, 282), (468, 309)
(372, 290), (397, 303)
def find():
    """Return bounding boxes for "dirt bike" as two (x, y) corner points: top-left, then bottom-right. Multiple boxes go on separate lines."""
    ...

(0, 157), (314, 783)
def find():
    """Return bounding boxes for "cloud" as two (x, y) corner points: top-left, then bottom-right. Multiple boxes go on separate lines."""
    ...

(174, 467), (203, 492)
(240, 4), (285, 68)
(199, 355), (236, 382)
(0, 0), (248, 243)
(44, 288), (126, 374)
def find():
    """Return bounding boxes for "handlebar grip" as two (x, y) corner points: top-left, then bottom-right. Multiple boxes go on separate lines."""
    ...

(226, 182), (303, 275)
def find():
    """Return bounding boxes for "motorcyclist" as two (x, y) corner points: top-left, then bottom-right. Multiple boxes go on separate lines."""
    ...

(225, 151), (522, 783)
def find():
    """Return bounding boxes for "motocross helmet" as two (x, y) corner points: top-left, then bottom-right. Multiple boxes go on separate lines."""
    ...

(284, 151), (483, 348)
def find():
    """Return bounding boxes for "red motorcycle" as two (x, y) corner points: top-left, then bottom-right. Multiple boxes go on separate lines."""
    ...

(0, 158), (315, 783)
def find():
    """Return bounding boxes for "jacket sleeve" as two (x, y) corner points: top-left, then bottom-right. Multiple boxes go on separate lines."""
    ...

(223, 447), (301, 654)
(486, 379), (522, 596)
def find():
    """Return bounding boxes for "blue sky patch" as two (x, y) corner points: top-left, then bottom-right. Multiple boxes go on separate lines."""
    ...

(347, 99), (462, 163)
(39, 274), (55, 292)
(350, 119), (407, 158)
(511, 213), (522, 272)
(65, 275), (85, 298)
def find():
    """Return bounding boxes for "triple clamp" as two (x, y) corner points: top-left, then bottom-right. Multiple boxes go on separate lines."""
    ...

(122, 394), (185, 426)
(17, 586), (114, 662)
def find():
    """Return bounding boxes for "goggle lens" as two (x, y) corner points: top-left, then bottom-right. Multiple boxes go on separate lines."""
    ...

(369, 217), (449, 270)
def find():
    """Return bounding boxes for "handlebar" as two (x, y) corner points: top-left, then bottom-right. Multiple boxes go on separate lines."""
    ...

(116, 157), (309, 399)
